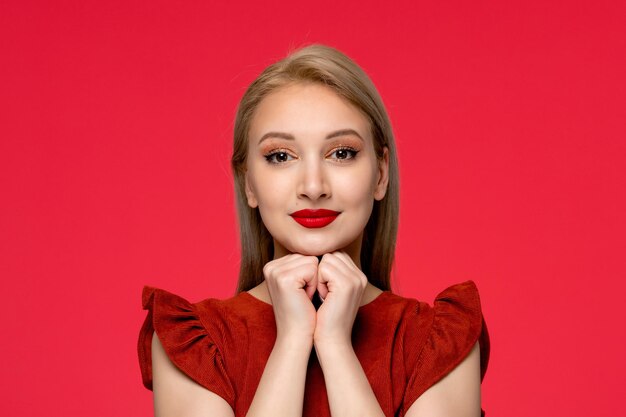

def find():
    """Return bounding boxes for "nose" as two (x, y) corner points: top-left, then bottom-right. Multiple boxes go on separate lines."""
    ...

(296, 158), (330, 201)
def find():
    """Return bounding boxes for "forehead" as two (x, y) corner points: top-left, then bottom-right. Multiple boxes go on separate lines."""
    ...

(248, 82), (372, 143)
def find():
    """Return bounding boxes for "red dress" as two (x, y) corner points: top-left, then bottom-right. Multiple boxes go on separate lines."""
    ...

(138, 280), (490, 416)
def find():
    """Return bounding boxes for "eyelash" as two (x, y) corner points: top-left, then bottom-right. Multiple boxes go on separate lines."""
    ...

(263, 147), (360, 165)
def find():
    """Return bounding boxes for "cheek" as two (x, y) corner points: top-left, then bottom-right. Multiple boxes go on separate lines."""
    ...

(334, 169), (376, 206)
(339, 162), (379, 221)
(249, 168), (290, 208)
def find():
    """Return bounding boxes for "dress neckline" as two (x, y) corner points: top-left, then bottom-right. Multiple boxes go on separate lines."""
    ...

(241, 290), (391, 312)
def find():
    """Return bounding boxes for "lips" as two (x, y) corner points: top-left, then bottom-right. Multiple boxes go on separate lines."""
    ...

(290, 209), (340, 228)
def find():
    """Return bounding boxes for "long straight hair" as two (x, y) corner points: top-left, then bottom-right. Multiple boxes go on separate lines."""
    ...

(231, 44), (400, 294)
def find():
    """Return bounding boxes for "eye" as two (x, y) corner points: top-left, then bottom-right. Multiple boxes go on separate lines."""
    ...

(264, 150), (296, 164)
(328, 147), (359, 161)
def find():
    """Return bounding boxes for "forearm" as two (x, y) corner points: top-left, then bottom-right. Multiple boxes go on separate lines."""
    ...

(315, 341), (385, 417)
(246, 337), (313, 417)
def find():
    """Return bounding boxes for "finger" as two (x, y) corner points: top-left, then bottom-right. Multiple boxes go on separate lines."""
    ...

(331, 251), (358, 270)
(268, 257), (318, 290)
(283, 256), (319, 298)
(319, 254), (366, 294)
(316, 260), (347, 298)
(320, 252), (351, 274)
(316, 258), (339, 299)
(304, 265), (318, 300)
(317, 266), (329, 300)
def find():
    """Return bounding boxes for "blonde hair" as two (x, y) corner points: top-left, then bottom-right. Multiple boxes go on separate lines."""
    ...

(231, 43), (399, 293)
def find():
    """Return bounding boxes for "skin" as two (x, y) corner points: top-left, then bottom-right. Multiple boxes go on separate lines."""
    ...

(241, 82), (391, 417)
(243, 82), (389, 344)
(151, 82), (481, 417)
(244, 82), (388, 266)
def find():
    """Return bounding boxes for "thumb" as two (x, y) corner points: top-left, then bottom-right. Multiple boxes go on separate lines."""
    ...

(317, 283), (329, 300)
(316, 264), (329, 300)
(304, 266), (318, 300)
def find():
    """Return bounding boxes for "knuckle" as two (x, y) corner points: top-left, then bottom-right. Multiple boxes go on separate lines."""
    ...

(276, 278), (290, 290)
(263, 263), (284, 282)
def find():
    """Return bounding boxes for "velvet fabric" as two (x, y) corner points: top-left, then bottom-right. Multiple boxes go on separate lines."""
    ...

(138, 280), (490, 416)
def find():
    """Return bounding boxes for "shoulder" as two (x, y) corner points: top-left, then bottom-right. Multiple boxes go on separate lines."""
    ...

(141, 285), (262, 335)
(137, 286), (238, 407)
(141, 286), (237, 344)
(151, 329), (235, 417)
(398, 280), (490, 415)
(400, 280), (489, 370)
(404, 341), (482, 417)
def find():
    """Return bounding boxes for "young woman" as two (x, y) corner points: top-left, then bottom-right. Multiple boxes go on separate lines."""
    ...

(138, 44), (490, 417)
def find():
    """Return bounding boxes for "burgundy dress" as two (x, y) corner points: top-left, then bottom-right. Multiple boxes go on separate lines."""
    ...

(138, 280), (490, 416)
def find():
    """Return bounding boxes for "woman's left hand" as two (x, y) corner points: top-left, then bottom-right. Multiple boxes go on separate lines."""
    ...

(313, 251), (368, 347)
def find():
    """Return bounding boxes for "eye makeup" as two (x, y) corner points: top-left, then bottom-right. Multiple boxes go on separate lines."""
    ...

(263, 149), (296, 164)
(260, 136), (362, 154)
(326, 146), (359, 161)
(262, 143), (361, 165)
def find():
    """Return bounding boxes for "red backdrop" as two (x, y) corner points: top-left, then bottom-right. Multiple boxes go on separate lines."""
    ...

(1, 1), (624, 415)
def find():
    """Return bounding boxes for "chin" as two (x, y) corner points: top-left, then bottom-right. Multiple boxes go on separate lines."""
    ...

(286, 244), (329, 256)
(288, 239), (352, 257)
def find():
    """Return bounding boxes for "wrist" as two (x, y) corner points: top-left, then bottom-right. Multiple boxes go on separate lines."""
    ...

(313, 335), (352, 352)
(313, 339), (355, 373)
(276, 333), (314, 353)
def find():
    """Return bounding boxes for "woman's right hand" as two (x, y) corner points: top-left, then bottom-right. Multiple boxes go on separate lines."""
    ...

(263, 254), (319, 344)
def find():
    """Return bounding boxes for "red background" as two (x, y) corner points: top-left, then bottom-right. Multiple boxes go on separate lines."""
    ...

(1, 1), (624, 415)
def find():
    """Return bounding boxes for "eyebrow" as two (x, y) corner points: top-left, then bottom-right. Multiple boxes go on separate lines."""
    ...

(257, 128), (364, 145)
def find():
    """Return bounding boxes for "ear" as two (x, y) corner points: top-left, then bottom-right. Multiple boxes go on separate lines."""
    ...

(244, 170), (259, 208)
(374, 146), (390, 201)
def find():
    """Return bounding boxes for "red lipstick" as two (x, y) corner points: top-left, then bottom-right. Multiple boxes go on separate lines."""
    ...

(290, 209), (340, 228)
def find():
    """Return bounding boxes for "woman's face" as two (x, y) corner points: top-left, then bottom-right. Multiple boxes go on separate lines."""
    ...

(244, 82), (389, 265)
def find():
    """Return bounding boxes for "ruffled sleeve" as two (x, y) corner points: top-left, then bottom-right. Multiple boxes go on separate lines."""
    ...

(401, 280), (490, 416)
(137, 286), (235, 408)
